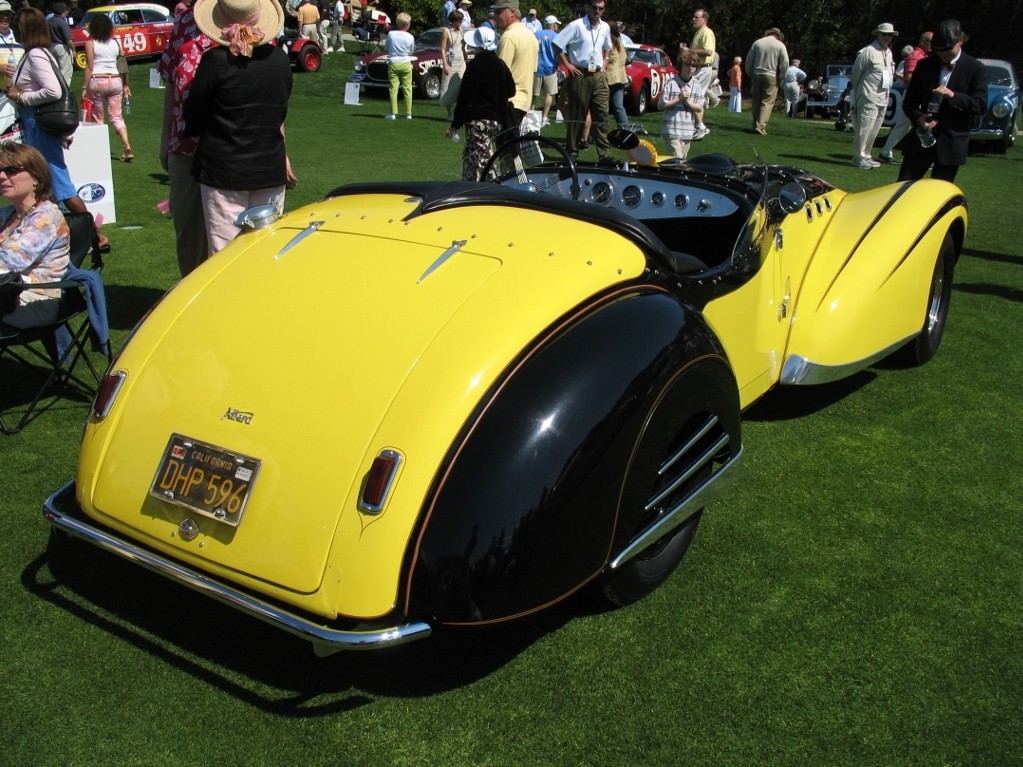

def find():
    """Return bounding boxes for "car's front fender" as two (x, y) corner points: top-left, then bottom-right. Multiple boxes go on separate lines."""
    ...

(783, 179), (967, 381)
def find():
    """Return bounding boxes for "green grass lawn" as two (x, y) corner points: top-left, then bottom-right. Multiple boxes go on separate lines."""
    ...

(2, 55), (1021, 767)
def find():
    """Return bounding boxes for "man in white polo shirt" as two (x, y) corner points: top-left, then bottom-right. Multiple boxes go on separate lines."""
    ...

(553, 0), (613, 161)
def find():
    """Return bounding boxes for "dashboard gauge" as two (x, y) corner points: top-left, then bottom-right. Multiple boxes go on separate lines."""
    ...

(622, 185), (643, 208)
(592, 181), (612, 205)
(651, 191), (665, 207)
(674, 193), (689, 210)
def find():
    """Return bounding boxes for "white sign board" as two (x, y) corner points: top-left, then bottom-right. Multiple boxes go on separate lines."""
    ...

(65, 122), (116, 224)
(344, 82), (362, 105)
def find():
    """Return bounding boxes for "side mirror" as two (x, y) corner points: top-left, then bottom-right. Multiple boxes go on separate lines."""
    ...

(235, 204), (280, 232)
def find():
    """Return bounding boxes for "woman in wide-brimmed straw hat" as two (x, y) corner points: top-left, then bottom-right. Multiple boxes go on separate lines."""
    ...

(183, 0), (294, 255)
(193, 0), (283, 56)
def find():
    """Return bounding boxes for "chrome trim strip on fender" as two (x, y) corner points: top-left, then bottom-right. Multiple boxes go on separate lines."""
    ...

(779, 335), (914, 385)
(43, 482), (432, 655)
(609, 447), (743, 570)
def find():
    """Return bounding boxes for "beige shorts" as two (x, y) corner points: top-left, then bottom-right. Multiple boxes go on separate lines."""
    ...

(533, 73), (559, 99)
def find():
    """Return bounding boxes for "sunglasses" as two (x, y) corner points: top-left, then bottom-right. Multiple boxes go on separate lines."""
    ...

(0, 165), (26, 176)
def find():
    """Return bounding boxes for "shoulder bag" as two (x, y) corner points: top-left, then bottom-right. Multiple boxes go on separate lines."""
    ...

(27, 49), (79, 137)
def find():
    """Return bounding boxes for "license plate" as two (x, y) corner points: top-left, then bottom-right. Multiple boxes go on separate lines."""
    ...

(350, 73), (366, 81)
(149, 434), (261, 526)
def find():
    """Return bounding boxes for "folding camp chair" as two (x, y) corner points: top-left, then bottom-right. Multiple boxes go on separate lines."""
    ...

(0, 211), (111, 434)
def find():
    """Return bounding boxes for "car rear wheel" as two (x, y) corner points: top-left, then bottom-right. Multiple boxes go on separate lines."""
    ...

(422, 70), (442, 100)
(897, 233), (955, 366)
(601, 510), (702, 607)
(298, 44), (321, 72)
(599, 360), (740, 607)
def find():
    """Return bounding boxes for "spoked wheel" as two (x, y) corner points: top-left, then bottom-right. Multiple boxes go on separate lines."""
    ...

(422, 70), (442, 100)
(481, 134), (581, 200)
(897, 233), (956, 366)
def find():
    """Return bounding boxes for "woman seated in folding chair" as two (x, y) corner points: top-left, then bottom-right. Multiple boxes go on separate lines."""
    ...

(0, 142), (70, 330)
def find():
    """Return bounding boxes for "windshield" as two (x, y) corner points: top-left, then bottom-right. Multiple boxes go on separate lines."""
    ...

(983, 63), (1013, 87)
(416, 29), (443, 50)
(629, 48), (661, 66)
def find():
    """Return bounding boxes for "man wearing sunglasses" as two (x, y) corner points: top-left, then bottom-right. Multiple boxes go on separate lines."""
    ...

(898, 19), (987, 182)
(553, 0), (613, 162)
(849, 22), (898, 169)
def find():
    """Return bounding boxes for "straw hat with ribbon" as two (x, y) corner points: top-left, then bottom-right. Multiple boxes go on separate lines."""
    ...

(194, 0), (284, 57)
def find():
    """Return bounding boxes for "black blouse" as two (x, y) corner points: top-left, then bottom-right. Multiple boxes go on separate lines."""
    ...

(183, 44), (293, 191)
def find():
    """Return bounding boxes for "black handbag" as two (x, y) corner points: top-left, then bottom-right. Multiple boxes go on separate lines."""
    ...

(27, 50), (79, 137)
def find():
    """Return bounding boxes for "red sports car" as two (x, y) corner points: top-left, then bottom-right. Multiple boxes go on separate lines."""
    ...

(557, 43), (677, 116)
(71, 3), (173, 70)
(623, 44), (677, 116)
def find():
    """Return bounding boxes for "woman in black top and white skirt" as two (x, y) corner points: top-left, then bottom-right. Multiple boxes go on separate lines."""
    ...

(184, 0), (296, 255)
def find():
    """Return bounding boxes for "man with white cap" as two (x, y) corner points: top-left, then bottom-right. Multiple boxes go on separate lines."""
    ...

(458, 0), (473, 30)
(0, 1), (19, 47)
(524, 7), (541, 34)
(534, 13), (559, 126)
(781, 58), (805, 117)
(850, 22), (898, 169)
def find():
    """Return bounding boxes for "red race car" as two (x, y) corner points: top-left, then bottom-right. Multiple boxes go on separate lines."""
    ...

(557, 43), (677, 116)
(71, 3), (173, 70)
(623, 43), (678, 116)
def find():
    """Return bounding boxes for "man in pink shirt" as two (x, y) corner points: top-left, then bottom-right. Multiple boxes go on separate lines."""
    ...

(158, 0), (216, 277)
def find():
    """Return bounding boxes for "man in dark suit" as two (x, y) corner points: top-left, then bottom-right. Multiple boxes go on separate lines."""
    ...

(898, 19), (987, 182)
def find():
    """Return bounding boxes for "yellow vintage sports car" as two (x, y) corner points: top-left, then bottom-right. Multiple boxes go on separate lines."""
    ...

(44, 132), (967, 655)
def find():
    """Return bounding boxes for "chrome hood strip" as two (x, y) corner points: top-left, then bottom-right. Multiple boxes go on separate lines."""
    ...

(418, 239), (468, 283)
(275, 221), (325, 260)
(43, 482), (432, 655)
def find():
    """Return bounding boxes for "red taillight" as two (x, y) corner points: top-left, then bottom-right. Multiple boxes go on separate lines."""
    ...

(359, 450), (403, 514)
(93, 370), (126, 420)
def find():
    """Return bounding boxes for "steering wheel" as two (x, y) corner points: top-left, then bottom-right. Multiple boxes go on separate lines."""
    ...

(481, 134), (581, 200)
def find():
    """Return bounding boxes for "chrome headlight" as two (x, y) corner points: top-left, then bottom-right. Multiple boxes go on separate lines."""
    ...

(991, 100), (1010, 118)
(354, 61), (365, 73)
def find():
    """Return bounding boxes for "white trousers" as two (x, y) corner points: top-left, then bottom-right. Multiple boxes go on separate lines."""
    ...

(201, 185), (285, 256)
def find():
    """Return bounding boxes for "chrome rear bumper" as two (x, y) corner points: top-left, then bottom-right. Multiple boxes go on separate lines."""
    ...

(43, 481), (432, 655)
